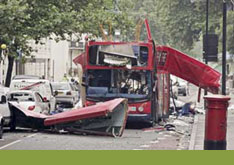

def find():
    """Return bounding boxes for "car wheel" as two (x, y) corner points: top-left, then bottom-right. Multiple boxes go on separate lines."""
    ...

(10, 118), (16, 131)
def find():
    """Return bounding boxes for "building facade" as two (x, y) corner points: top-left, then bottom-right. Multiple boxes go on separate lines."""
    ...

(8, 36), (85, 82)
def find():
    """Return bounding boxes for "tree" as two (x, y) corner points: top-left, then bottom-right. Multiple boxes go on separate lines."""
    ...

(216, 7), (234, 56)
(0, 0), (132, 87)
(117, 0), (224, 52)
(227, 12), (234, 55)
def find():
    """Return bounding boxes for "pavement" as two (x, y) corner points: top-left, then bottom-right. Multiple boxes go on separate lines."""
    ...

(189, 91), (234, 150)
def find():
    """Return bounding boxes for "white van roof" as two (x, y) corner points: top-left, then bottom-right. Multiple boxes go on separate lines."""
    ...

(11, 79), (50, 83)
(12, 75), (41, 80)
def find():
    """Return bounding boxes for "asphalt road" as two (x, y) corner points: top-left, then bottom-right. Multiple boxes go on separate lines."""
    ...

(0, 85), (198, 150)
(0, 126), (180, 150)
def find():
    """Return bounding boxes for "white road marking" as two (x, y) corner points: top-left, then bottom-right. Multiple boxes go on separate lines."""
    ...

(26, 133), (38, 138)
(143, 130), (155, 133)
(0, 133), (38, 150)
(140, 145), (150, 148)
(0, 140), (21, 150)
(133, 149), (143, 150)
(150, 140), (159, 144)
(157, 137), (165, 140)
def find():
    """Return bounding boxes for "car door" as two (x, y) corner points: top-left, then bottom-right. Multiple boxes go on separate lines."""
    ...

(34, 92), (49, 114)
(48, 83), (56, 111)
(0, 95), (10, 118)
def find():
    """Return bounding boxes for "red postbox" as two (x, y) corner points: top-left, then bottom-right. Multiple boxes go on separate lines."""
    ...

(204, 95), (230, 150)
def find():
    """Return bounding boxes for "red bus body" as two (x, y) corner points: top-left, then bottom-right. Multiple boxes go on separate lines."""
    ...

(77, 40), (163, 124)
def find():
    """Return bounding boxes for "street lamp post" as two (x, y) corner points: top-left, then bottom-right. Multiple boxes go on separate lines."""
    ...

(205, 0), (209, 66)
(222, 1), (227, 95)
(204, 0), (209, 97)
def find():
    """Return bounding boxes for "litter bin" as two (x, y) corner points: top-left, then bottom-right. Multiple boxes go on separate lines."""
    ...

(204, 95), (230, 150)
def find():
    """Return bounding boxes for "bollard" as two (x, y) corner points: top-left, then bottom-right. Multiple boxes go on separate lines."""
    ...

(204, 95), (230, 150)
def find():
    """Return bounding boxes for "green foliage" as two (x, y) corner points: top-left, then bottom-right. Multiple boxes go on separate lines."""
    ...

(1, 0), (234, 58)
(118, 0), (234, 55)
(217, 10), (234, 56)
(117, 0), (206, 51)
(0, 0), (132, 58)
(0, 0), (133, 85)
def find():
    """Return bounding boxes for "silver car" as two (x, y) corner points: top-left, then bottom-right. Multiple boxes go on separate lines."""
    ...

(52, 82), (79, 106)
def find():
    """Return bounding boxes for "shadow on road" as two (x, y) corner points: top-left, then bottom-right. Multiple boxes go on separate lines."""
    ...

(126, 122), (152, 129)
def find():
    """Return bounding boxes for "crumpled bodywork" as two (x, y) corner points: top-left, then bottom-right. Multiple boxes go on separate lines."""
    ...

(9, 102), (48, 129)
(157, 46), (221, 93)
(44, 98), (128, 137)
(8, 98), (128, 137)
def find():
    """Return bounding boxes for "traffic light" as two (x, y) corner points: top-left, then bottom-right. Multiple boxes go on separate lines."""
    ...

(203, 34), (218, 62)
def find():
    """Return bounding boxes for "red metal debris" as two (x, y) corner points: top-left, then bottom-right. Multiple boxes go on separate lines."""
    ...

(20, 82), (45, 90)
(157, 46), (221, 93)
(45, 98), (127, 125)
(9, 98), (128, 137)
(73, 52), (86, 70)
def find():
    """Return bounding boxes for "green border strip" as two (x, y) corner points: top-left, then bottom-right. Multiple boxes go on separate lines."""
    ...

(0, 151), (233, 165)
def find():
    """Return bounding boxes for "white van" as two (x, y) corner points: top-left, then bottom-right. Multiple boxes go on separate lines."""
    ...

(9, 79), (56, 112)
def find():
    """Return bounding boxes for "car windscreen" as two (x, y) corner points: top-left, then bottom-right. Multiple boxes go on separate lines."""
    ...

(52, 83), (70, 91)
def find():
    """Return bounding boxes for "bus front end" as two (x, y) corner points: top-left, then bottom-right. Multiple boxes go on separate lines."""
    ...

(82, 41), (158, 124)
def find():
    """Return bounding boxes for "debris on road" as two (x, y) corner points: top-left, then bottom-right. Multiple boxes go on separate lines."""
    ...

(195, 107), (205, 114)
(228, 104), (234, 111)
(8, 98), (128, 137)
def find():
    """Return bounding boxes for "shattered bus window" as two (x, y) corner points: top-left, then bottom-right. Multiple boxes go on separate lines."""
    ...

(88, 44), (148, 67)
(86, 70), (151, 103)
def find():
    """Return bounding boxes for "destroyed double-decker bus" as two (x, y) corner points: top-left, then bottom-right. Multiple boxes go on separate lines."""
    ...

(73, 21), (170, 125)
(84, 42), (160, 124)
(74, 20), (221, 124)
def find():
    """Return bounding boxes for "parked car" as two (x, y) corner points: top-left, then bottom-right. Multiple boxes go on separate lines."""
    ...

(7, 90), (50, 114)
(0, 95), (11, 127)
(0, 85), (9, 99)
(171, 76), (188, 97)
(0, 86), (10, 131)
(177, 81), (187, 96)
(1, 90), (50, 132)
(0, 113), (3, 139)
(172, 84), (178, 99)
(9, 79), (56, 112)
(51, 82), (80, 106)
